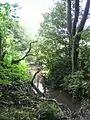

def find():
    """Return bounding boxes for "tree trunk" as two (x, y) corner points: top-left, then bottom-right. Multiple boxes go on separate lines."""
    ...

(71, 40), (74, 73)
(71, 0), (79, 73)
(66, 0), (72, 37)
(0, 35), (2, 60)
(66, 0), (73, 71)
(73, 34), (81, 71)
(73, 0), (90, 72)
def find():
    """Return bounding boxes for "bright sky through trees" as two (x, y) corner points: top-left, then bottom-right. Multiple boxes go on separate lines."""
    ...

(2, 0), (90, 38)
(18, 0), (54, 37)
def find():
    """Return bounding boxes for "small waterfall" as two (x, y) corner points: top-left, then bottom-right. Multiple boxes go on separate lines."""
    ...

(34, 83), (44, 93)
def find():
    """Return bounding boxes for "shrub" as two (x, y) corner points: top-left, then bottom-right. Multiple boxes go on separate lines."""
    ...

(0, 61), (30, 85)
(64, 71), (90, 101)
(48, 57), (71, 89)
(38, 101), (64, 120)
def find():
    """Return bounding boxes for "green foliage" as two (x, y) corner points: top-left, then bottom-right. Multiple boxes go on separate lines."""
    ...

(0, 2), (69, 120)
(0, 61), (30, 84)
(64, 70), (90, 100)
(81, 28), (90, 42)
(79, 45), (90, 76)
(10, 107), (37, 120)
(0, 81), (67, 120)
(0, 3), (90, 120)
(34, 0), (90, 102)
(35, 2), (70, 85)
(0, 2), (31, 63)
(0, 3), (32, 84)
(38, 101), (64, 120)
(0, 81), (38, 120)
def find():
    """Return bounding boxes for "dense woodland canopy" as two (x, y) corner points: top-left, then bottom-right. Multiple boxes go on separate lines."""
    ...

(0, 0), (90, 120)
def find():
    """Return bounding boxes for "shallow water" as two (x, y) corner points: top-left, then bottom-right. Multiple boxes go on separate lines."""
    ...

(34, 83), (44, 93)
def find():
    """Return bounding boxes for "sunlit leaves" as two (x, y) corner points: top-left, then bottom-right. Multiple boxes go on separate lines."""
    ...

(35, 2), (70, 78)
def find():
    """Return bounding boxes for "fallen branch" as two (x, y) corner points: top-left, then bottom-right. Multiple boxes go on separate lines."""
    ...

(30, 70), (45, 97)
(40, 97), (71, 117)
(11, 41), (37, 64)
(0, 101), (14, 106)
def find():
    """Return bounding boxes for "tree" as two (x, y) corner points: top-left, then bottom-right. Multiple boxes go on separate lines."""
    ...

(66, 0), (90, 73)
(35, 2), (72, 85)
(0, 3), (35, 65)
(34, 0), (90, 89)
(0, 3), (19, 62)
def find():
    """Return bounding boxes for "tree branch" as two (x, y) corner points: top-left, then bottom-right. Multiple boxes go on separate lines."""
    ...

(30, 70), (45, 97)
(11, 41), (37, 64)
(72, 0), (79, 36)
(40, 97), (71, 117)
(78, 0), (90, 33)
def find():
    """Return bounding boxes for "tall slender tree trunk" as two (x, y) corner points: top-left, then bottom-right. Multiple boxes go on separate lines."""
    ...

(73, 34), (81, 71)
(0, 36), (2, 60)
(66, 0), (73, 72)
(66, 0), (90, 73)
(71, 40), (74, 73)
(71, 0), (79, 73)
(73, 0), (90, 72)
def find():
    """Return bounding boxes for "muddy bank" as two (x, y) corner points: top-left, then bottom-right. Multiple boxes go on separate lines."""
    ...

(47, 88), (81, 111)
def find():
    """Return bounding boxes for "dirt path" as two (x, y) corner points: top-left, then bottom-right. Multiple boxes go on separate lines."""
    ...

(47, 87), (81, 111)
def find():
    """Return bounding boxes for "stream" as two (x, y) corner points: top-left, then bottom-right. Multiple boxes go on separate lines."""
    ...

(30, 67), (81, 111)
(34, 82), (81, 111)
